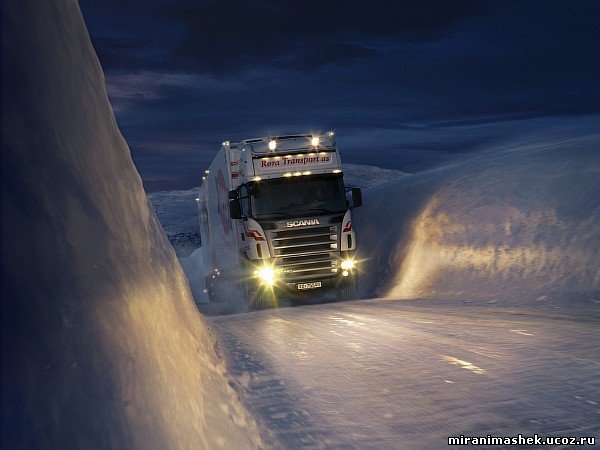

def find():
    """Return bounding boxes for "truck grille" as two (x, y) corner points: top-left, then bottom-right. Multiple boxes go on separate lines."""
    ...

(269, 225), (339, 282)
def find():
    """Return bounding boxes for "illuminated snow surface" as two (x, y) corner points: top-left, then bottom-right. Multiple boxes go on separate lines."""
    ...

(210, 298), (599, 448)
(356, 135), (599, 307)
(2, 1), (260, 448)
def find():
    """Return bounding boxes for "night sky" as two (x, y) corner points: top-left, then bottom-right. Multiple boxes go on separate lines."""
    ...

(79, 0), (600, 192)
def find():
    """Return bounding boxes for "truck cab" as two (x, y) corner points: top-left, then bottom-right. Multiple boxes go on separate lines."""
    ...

(199, 133), (361, 307)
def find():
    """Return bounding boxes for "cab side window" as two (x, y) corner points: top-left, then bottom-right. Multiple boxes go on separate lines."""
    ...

(239, 185), (250, 217)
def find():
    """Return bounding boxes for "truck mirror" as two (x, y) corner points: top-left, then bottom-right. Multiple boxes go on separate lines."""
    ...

(228, 190), (238, 200)
(351, 187), (362, 208)
(229, 199), (243, 219)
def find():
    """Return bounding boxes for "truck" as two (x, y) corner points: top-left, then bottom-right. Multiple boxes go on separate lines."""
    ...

(197, 132), (362, 308)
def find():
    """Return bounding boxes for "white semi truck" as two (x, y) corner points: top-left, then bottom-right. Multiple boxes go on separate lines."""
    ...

(197, 133), (362, 308)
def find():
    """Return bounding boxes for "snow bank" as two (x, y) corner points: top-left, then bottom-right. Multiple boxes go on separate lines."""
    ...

(1, 1), (260, 448)
(355, 136), (599, 305)
(179, 248), (209, 303)
(341, 164), (408, 189)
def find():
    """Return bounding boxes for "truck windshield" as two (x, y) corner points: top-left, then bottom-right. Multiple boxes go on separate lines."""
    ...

(251, 174), (347, 219)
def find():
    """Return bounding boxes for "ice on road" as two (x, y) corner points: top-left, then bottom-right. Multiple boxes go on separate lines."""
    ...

(205, 298), (600, 448)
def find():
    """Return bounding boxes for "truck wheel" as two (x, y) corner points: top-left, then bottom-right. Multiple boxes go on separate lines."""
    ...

(205, 275), (218, 302)
(336, 281), (357, 301)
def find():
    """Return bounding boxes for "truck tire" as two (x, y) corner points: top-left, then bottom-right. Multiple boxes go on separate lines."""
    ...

(336, 280), (357, 301)
(205, 275), (218, 302)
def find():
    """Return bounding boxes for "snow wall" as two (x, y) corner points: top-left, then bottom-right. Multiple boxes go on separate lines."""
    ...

(1, 1), (260, 448)
(355, 136), (599, 305)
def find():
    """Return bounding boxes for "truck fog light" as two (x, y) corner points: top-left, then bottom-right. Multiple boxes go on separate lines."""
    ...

(342, 270), (349, 277)
(341, 259), (355, 270)
(255, 266), (276, 286)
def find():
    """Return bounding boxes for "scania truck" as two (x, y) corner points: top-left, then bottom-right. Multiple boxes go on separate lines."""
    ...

(197, 133), (362, 308)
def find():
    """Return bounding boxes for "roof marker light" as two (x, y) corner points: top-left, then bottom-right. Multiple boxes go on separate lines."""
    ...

(328, 131), (335, 137)
(253, 176), (262, 181)
(311, 136), (320, 146)
(222, 140), (230, 146)
(284, 172), (292, 177)
(293, 172), (302, 176)
(268, 140), (277, 150)
(333, 169), (342, 173)
(303, 171), (311, 175)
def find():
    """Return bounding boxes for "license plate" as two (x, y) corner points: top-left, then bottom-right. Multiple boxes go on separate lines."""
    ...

(297, 282), (322, 290)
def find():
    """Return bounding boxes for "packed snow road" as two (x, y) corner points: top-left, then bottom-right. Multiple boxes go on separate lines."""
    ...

(202, 298), (600, 449)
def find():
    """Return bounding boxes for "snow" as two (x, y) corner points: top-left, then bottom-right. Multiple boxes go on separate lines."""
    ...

(179, 248), (209, 303)
(209, 297), (600, 448)
(1, 1), (260, 448)
(339, 163), (408, 189)
(355, 135), (600, 306)
(148, 188), (201, 256)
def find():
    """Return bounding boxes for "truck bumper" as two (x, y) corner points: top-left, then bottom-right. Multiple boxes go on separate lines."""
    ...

(282, 271), (357, 294)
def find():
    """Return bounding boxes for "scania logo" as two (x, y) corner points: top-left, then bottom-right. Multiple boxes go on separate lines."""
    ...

(286, 219), (320, 228)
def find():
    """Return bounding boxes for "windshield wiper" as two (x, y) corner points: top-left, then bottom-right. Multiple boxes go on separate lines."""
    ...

(297, 207), (345, 215)
(255, 213), (286, 219)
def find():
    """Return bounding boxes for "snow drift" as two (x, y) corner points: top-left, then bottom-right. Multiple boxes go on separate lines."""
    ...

(179, 248), (209, 303)
(356, 135), (599, 304)
(1, 1), (260, 448)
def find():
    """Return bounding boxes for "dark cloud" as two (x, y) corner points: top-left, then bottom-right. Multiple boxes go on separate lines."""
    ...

(162, 0), (490, 73)
(78, 0), (600, 192)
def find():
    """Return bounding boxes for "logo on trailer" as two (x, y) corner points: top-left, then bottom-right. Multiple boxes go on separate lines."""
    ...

(215, 169), (230, 234)
(286, 219), (320, 228)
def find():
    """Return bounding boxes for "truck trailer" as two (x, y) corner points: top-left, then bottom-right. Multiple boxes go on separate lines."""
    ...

(197, 133), (362, 308)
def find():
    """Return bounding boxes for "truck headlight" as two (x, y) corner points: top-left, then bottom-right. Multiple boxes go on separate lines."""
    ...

(341, 259), (355, 270)
(255, 266), (276, 286)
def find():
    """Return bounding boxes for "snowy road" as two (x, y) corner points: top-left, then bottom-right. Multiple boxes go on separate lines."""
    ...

(203, 298), (600, 449)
